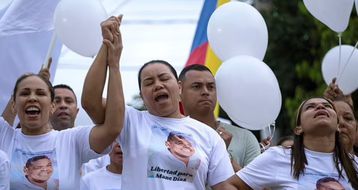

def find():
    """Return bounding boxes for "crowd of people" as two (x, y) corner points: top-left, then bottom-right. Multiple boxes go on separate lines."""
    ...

(0, 15), (357, 190)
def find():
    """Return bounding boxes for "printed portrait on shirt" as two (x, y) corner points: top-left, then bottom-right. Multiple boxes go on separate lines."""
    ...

(10, 149), (59, 190)
(316, 177), (345, 190)
(147, 125), (202, 183)
(297, 172), (350, 190)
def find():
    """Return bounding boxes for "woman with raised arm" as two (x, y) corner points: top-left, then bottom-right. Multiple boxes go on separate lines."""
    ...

(221, 97), (358, 190)
(82, 16), (233, 190)
(0, 20), (123, 189)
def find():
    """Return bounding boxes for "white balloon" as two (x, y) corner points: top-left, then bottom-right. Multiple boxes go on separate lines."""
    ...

(303, 0), (354, 33)
(322, 45), (358, 94)
(207, 1), (268, 61)
(54, 0), (107, 57)
(216, 55), (282, 130)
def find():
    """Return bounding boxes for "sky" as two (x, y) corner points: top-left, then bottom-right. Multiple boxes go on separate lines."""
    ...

(53, 0), (204, 125)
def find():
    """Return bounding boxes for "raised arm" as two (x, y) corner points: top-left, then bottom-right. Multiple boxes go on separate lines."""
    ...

(88, 15), (125, 153)
(1, 96), (16, 126)
(82, 16), (121, 124)
(323, 78), (353, 107)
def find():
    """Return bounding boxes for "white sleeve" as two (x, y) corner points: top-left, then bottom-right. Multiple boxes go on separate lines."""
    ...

(62, 126), (111, 164)
(0, 150), (10, 190)
(207, 135), (235, 187)
(237, 147), (280, 189)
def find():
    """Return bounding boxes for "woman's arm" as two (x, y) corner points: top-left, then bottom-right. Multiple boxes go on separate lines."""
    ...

(81, 16), (121, 124)
(212, 176), (251, 190)
(87, 16), (125, 153)
(1, 96), (16, 126)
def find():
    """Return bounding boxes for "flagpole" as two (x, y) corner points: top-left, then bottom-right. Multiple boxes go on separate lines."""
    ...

(42, 31), (57, 69)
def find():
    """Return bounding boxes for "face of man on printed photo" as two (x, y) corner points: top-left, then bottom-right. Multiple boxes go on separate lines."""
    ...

(317, 181), (344, 190)
(166, 135), (195, 160)
(25, 158), (53, 183)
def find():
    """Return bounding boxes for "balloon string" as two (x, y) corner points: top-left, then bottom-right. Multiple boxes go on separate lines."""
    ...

(268, 121), (276, 140)
(337, 33), (342, 78)
(337, 41), (358, 83)
(108, 0), (131, 15)
(259, 122), (276, 152)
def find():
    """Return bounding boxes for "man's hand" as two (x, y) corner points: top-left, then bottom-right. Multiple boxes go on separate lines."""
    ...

(38, 57), (52, 81)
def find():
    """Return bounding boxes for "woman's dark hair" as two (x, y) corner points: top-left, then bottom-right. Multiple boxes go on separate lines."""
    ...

(12, 73), (54, 102)
(291, 97), (358, 189)
(137, 60), (178, 91)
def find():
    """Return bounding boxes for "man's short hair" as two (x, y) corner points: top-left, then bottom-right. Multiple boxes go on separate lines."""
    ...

(25, 155), (50, 168)
(167, 131), (185, 142)
(166, 131), (195, 146)
(179, 64), (213, 81)
(316, 177), (341, 188)
(53, 84), (77, 102)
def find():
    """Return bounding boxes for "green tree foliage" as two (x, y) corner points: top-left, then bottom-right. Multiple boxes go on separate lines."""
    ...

(261, 0), (358, 135)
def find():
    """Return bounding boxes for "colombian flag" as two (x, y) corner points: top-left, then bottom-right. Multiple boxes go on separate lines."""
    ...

(186, 0), (229, 75)
(185, 0), (229, 116)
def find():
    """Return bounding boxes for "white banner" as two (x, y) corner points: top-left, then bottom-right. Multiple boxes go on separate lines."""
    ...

(0, 0), (62, 112)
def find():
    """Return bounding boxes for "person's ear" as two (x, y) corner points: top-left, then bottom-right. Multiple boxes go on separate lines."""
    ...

(50, 102), (55, 115)
(294, 126), (303, 135)
(165, 141), (170, 148)
(23, 167), (28, 175)
(178, 81), (183, 99)
(75, 108), (79, 117)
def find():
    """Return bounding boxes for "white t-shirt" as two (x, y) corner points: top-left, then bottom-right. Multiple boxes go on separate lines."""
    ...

(237, 146), (356, 190)
(0, 150), (10, 190)
(118, 106), (234, 190)
(0, 117), (108, 190)
(80, 166), (121, 190)
(81, 155), (110, 176)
